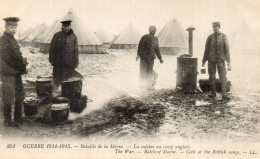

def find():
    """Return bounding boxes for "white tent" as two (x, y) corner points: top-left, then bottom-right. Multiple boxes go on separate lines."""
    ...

(157, 17), (188, 55)
(18, 27), (32, 41)
(39, 19), (60, 53)
(59, 8), (103, 54)
(19, 23), (47, 47)
(231, 21), (260, 52)
(109, 23), (142, 49)
(95, 26), (112, 45)
(19, 24), (39, 45)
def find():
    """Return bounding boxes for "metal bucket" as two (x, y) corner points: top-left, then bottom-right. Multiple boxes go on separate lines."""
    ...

(51, 103), (69, 122)
(36, 79), (53, 96)
(23, 97), (38, 116)
(69, 95), (92, 113)
(61, 79), (82, 99)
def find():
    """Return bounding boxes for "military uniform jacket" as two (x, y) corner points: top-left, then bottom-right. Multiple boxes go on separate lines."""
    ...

(137, 34), (162, 60)
(0, 32), (26, 75)
(202, 32), (230, 64)
(49, 29), (79, 68)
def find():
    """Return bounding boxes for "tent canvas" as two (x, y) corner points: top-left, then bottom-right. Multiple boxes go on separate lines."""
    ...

(39, 9), (103, 54)
(31, 24), (48, 48)
(18, 27), (33, 41)
(95, 26), (112, 45)
(157, 17), (188, 55)
(19, 24), (39, 46)
(109, 23), (142, 49)
(20, 23), (47, 47)
(230, 21), (259, 52)
(59, 8), (103, 54)
(39, 19), (61, 53)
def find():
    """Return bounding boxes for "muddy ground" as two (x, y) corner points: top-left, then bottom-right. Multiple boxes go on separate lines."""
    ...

(0, 47), (259, 143)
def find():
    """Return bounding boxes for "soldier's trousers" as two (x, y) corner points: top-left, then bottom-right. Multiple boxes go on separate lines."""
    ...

(140, 59), (157, 88)
(0, 75), (25, 122)
(53, 67), (70, 89)
(208, 62), (227, 97)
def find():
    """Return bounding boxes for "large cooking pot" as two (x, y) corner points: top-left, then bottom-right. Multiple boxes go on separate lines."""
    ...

(51, 103), (69, 122)
(36, 79), (53, 96)
(23, 97), (38, 116)
(69, 95), (92, 113)
(61, 79), (82, 99)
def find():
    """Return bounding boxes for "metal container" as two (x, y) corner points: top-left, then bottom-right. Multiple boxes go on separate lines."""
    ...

(23, 97), (38, 116)
(36, 79), (53, 96)
(61, 79), (82, 99)
(51, 103), (69, 122)
(69, 95), (92, 113)
(176, 57), (198, 90)
(199, 79), (231, 92)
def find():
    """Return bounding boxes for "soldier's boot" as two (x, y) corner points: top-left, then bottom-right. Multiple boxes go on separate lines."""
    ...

(221, 81), (230, 101)
(4, 104), (19, 127)
(209, 76), (217, 99)
(209, 85), (217, 99)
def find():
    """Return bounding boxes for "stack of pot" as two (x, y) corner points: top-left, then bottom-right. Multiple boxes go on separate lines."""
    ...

(23, 78), (53, 117)
(61, 79), (90, 113)
(36, 78), (70, 123)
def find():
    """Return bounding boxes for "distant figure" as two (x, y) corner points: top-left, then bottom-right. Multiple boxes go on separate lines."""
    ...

(136, 25), (163, 89)
(49, 20), (79, 91)
(202, 22), (231, 100)
(0, 17), (28, 127)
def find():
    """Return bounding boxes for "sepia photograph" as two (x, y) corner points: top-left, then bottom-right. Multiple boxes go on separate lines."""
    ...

(0, 0), (259, 158)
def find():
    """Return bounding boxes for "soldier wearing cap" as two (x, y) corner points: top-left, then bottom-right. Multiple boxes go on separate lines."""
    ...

(202, 22), (231, 100)
(0, 17), (27, 127)
(136, 25), (163, 90)
(49, 20), (79, 90)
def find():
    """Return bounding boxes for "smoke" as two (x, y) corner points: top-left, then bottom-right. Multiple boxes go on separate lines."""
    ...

(69, 53), (178, 120)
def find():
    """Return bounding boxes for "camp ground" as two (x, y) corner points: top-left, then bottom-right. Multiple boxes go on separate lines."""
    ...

(0, 1), (260, 159)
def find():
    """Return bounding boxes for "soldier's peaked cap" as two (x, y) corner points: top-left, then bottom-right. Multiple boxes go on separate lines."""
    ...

(3, 17), (20, 26)
(212, 22), (220, 28)
(61, 20), (72, 26)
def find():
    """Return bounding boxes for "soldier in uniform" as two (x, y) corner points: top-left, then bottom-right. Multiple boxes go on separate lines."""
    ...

(0, 17), (27, 127)
(49, 20), (79, 91)
(202, 22), (231, 100)
(136, 25), (163, 89)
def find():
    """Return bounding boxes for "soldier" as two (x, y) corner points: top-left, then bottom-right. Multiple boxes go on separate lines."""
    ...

(202, 22), (231, 100)
(136, 25), (163, 89)
(0, 17), (27, 127)
(49, 20), (79, 91)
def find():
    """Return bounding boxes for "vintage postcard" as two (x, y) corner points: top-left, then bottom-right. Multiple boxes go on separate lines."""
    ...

(0, 0), (259, 158)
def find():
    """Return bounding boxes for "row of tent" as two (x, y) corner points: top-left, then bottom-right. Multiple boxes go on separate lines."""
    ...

(1, 8), (259, 55)
(17, 9), (189, 55)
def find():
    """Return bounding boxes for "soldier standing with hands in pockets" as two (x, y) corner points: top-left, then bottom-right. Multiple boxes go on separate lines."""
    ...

(0, 17), (28, 127)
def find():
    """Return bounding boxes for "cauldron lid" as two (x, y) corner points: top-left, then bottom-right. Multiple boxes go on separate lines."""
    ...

(36, 79), (53, 82)
(62, 79), (82, 83)
(24, 97), (37, 102)
(51, 103), (69, 110)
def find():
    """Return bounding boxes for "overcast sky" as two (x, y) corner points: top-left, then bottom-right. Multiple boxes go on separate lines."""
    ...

(0, 0), (260, 37)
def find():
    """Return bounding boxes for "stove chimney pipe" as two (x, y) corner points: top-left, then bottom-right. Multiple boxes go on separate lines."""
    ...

(186, 26), (195, 57)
